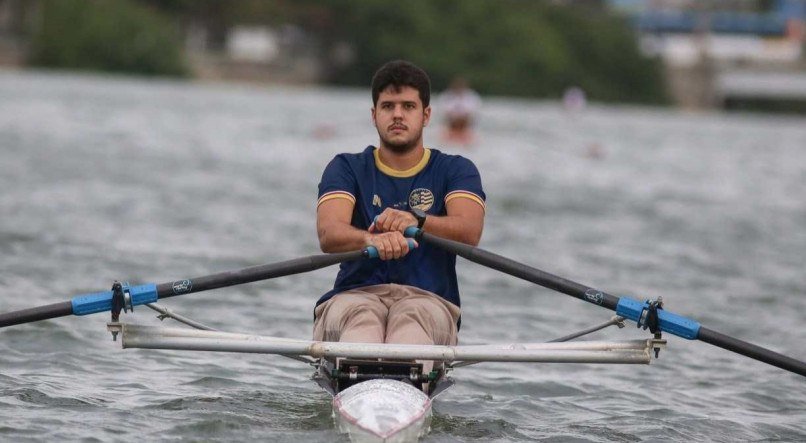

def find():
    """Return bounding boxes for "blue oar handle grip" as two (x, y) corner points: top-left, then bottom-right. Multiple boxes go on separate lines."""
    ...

(71, 283), (158, 316)
(364, 216), (419, 258)
(616, 297), (701, 340)
(404, 226), (422, 238)
(364, 239), (418, 259)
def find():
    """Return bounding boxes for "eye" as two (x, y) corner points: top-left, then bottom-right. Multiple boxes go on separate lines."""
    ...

(381, 103), (393, 109)
(405, 103), (416, 110)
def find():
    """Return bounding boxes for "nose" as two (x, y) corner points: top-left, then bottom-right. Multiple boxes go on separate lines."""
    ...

(392, 104), (404, 118)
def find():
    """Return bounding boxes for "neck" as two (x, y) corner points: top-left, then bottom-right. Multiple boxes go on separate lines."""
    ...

(377, 144), (425, 171)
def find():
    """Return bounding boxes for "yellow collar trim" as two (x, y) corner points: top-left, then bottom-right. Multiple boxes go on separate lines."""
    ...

(374, 148), (431, 178)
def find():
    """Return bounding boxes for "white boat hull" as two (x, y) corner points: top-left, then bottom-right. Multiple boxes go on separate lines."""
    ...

(333, 379), (432, 442)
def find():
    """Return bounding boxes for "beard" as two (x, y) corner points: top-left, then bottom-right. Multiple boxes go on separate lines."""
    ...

(377, 126), (423, 154)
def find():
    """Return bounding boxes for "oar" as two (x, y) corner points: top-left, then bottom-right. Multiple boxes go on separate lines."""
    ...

(405, 228), (806, 377)
(0, 244), (407, 329)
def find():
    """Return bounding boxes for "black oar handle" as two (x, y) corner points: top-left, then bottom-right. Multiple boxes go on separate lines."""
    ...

(407, 228), (806, 377)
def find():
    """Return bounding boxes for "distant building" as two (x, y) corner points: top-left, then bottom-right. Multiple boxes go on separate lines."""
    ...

(609, 0), (804, 66)
(608, 0), (806, 110)
(186, 21), (323, 84)
(227, 27), (280, 63)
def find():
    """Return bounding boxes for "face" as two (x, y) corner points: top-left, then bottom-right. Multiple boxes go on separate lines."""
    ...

(372, 85), (431, 153)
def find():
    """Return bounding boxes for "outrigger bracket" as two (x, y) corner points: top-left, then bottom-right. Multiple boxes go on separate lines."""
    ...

(637, 296), (663, 334)
(106, 281), (156, 340)
(635, 296), (664, 358)
(110, 282), (124, 320)
(110, 281), (126, 340)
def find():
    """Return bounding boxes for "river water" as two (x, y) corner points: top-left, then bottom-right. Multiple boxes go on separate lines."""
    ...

(0, 70), (804, 442)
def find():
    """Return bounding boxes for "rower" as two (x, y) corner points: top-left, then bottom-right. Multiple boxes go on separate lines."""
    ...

(314, 60), (486, 390)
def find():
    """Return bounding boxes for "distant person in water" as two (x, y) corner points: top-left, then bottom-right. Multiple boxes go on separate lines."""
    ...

(439, 77), (481, 146)
(562, 86), (604, 159)
(562, 86), (587, 113)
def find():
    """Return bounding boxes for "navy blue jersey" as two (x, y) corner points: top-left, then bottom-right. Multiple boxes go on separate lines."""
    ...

(317, 146), (485, 308)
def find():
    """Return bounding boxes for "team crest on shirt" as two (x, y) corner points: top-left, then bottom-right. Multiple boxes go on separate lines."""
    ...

(408, 188), (434, 211)
(372, 194), (382, 208)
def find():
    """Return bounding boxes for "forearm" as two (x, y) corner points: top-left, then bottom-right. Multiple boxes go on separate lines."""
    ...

(421, 213), (483, 246)
(319, 219), (414, 260)
(317, 221), (371, 253)
(372, 203), (484, 247)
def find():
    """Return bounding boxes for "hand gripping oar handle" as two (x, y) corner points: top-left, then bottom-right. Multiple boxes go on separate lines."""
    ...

(0, 242), (414, 329)
(405, 227), (806, 377)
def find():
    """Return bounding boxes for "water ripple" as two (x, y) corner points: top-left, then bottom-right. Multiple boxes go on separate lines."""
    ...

(0, 70), (804, 441)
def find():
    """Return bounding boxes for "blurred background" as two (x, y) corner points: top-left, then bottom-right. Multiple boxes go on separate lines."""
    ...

(1, 1), (805, 441)
(0, 0), (804, 112)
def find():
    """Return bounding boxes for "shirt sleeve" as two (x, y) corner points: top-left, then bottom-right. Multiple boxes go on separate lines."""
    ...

(317, 155), (357, 207)
(445, 156), (486, 210)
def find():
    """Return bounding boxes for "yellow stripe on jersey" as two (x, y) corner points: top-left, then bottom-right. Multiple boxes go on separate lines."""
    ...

(445, 191), (486, 210)
(317, 191), (356, 207)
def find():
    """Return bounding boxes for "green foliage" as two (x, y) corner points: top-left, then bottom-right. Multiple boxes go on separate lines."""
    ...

(29, 0), (188, 77)
(320, 0), (667, 104)
(25, 0), (666, 102)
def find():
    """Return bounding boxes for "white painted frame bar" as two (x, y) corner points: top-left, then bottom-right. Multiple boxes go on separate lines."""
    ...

(110, 323), (664, 365)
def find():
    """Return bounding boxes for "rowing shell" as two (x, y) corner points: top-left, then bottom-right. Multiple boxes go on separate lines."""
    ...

(313, 357), (453, 442)
(333, 379), (432, 442)
(110, 322), (663, 441)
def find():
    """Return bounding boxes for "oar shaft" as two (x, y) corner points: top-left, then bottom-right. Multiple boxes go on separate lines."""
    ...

(0, 301), (73, 328)
(416, 230), (620, 310)
(698, 327), (806, 377)
(0, 249), (370, 328)
(156, 250), (365, 299)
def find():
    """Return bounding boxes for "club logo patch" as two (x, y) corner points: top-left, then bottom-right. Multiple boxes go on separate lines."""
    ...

(408, 188), (434, 211)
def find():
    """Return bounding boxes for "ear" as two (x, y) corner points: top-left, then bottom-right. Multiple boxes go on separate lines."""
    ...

(371, 107), (376, 126)
(423, 106), (431, 127)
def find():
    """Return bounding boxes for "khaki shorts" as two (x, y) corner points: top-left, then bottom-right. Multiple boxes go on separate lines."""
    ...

(313, 284), (461, 345)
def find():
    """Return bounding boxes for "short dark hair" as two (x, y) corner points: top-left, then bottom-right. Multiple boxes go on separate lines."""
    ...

(371, 60), (431, 107)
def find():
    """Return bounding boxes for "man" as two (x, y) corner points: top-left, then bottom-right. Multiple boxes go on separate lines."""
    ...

(314, 60), (485, 349)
